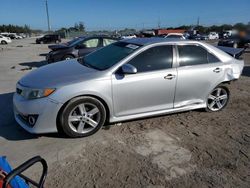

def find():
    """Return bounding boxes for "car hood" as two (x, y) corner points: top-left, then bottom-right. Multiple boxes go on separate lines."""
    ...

(48, 44), (69, 51)
(19, 59), (98, 88)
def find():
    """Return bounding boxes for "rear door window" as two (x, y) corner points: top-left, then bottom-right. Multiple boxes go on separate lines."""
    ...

(103, 38), (117, 46)
(82, 38), (99, 48)
(178, 45), (220, 66)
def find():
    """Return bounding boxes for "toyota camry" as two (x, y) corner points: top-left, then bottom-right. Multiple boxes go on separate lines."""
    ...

(13, 38), (244, 137)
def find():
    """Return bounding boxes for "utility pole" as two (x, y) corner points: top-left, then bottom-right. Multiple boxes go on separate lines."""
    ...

(197, 16), (200, 26)
(157, 17), (161, 29)
(45, 0), (51, 31)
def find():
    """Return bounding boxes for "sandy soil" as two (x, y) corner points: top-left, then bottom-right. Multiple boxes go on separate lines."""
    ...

(0, 38), (249, 188)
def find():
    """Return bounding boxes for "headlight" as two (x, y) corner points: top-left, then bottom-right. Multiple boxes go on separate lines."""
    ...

(17, 86), (55, 100)
(27, 88), (55, 99)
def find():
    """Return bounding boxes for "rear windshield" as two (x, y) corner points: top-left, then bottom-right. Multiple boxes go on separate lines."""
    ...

(66, 37), (83, 46)
(81, 42), (141, 70)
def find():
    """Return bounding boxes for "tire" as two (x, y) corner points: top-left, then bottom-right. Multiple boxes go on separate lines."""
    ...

(206, 85), (230, 112)
(59, 96), (106, 138)
(233, 43), (238, 48)
(1, 40), (7, 45)
(63, 55), (74, 61)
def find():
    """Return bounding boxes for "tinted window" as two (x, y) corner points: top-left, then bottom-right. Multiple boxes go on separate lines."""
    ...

(103, 38), (117, 46)
(208, 52), (220, 63)
(83, 38), (99, 48)
(128, 45), (173, 73)
(178, 45), (220, 66)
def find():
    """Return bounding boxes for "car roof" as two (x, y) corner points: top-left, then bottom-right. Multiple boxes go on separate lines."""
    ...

(122, 37), (184, 46)
(78, 35), (118, 39)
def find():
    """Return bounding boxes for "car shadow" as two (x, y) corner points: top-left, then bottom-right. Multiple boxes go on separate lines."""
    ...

(0, 92), (38, 141)
(19, 60), (47, 69)
(242, 66), (250, 77)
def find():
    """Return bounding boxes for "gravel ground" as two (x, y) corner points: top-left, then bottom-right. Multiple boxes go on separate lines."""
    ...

(0, 38), (249, 188)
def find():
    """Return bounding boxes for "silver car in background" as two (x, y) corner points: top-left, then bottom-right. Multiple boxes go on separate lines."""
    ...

(13, 38), (244, 137)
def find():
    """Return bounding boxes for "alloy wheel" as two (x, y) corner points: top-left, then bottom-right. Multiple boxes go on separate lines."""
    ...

(207, 87), (228, 111)
(68, 103), (101, 134)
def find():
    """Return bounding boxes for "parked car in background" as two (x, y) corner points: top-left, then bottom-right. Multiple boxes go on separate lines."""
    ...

(36, 34), (61, 44)
(1, 33), (21, 39)
(208, 32), (219, 40)
(0, 35), (12, 44)
(14, 38), (244, 137)
(46, 36), (118, 63)
(164, 33), (186, 39)
(218, 35), (250, 48)
(15, 35), (23, 39)
(121, 34), (136, 39)
(200, 34), (209, 40)
(189, 34), (201, 40)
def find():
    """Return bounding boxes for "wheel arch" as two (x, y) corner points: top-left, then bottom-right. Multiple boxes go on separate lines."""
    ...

(56, 94), (111, 133)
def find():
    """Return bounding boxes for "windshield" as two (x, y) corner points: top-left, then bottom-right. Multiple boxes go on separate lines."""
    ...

(81, 42), (141, 70)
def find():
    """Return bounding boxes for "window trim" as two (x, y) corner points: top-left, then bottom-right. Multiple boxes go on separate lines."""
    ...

(175, 44), (222, 67)
(117, 44), (175, 75)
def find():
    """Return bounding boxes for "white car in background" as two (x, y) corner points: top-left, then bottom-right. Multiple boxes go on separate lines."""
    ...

(0, 35), (12, 44)
(164, 33), (186, 39)
(208, 32), (219, 40)
(121, 34), (137, 39)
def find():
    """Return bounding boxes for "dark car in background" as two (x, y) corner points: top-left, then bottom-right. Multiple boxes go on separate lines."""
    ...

(36, 34), (61, 44)
(188, 34), (202, 40)
(218, 35), (250, 48)
(46, 36), (118, 63)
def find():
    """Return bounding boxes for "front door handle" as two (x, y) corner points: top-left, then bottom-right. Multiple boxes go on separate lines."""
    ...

(164, 74), (175, 80)
(213, 67), (222, 73)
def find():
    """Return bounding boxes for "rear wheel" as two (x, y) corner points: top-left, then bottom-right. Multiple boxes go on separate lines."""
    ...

(206, 85), (229, 112)
(59, 96), (106, 137)
(233, 43), (238, 48)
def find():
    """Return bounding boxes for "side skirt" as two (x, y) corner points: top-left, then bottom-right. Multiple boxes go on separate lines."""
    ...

(109, 103), (206, 123)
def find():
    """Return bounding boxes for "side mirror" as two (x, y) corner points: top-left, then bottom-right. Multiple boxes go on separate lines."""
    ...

(121, 64), (137, 74)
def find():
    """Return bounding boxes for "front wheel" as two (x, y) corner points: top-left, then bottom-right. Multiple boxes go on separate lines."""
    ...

(1, 40), (7, 44)
(206, 85), (229, 112)
(63, 55), (74, 61)
(59, 96), (106, 137)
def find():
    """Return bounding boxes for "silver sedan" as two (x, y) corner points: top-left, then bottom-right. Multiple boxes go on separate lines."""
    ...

(13, 38), (244, 137)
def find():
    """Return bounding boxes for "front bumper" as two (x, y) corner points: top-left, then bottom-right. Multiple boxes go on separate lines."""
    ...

(13, 93), (63, 134)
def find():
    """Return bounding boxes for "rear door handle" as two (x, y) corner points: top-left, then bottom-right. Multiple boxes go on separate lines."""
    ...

(213, 68), (222, 73)
(164, 74), (175, 80)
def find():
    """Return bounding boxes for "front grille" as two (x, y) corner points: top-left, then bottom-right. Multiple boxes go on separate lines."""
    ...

(16, 87), (22, 95)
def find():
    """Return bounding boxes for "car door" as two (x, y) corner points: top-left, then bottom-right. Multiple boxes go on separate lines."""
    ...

(112, 45), (177, 117)
(174, 44), (225, 108)
(77, 38), (101, 57)
(44, 35), (50, 43)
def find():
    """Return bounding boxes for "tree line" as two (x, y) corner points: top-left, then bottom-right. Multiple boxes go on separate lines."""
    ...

(0, 24), (33, 33)
(172, 22), (250, 33)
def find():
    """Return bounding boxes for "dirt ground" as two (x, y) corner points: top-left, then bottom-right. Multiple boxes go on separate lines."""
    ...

(0, 38), (249, 188)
